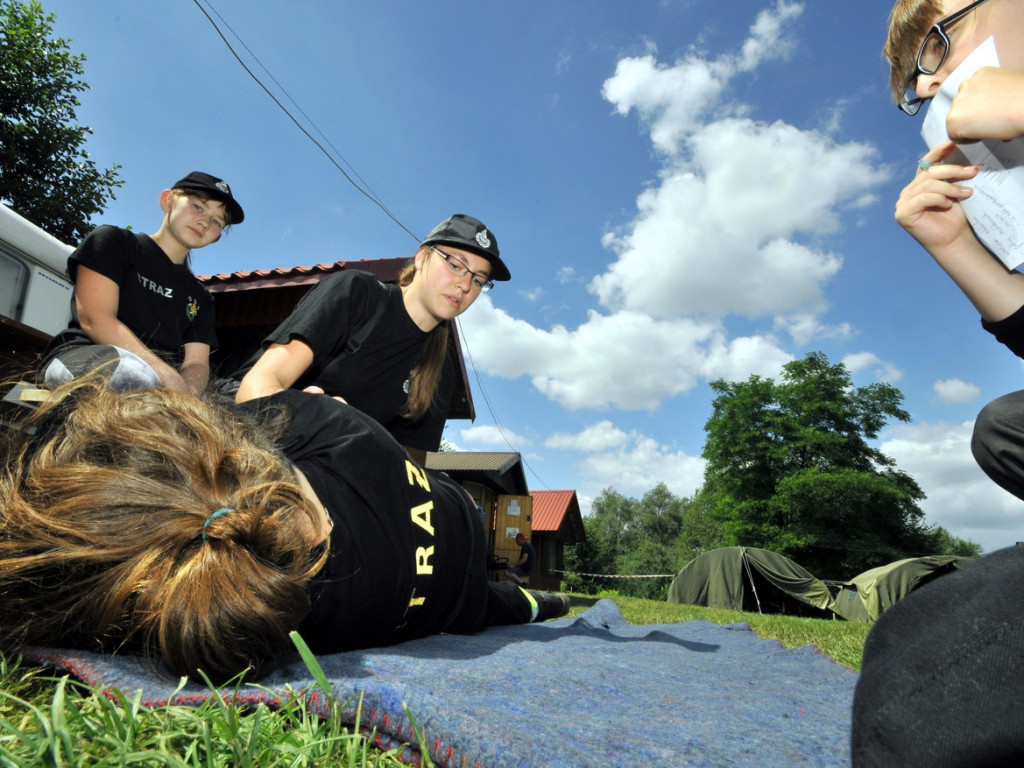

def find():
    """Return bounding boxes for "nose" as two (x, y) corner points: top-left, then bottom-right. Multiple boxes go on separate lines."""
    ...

(914, 71), (944, 100)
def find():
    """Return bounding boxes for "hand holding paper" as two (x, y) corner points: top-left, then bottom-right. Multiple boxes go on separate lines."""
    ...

(922, 37), (1024, 270)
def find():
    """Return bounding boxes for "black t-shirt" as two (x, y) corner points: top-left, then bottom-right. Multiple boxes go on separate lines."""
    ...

(519, 541), (536, 573)
(247, 389), (487, 653)
(42, 225), (217, 368)
(983, 303), (1024, 360)
(231, 270), (453, 452)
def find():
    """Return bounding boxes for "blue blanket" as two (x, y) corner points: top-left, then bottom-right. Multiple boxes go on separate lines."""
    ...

(23, 600), (857, 767)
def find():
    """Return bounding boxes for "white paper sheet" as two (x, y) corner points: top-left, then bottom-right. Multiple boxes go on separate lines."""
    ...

(921, 37), (1024, 270)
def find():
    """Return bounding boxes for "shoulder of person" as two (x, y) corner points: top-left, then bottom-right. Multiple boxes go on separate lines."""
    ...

(320, 269), (394, 314)
(68, 225), (147, 278)
(71, 224), (137, 254)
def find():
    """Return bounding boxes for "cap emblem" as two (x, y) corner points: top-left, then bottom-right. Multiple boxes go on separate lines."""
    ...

(475, 229), (492, 250)
(216, 181), (231, 194)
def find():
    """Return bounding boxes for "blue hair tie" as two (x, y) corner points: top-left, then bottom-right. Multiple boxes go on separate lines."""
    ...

(202, 508), (235, 542)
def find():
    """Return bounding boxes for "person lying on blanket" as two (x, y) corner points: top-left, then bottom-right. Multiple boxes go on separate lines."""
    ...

(0, 376), (570, 680)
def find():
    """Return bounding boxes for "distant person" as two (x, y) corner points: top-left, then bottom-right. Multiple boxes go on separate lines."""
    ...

(222, 214), (510, 458)
(0, 377), (570, 681)
(852, 3), (1024, 766)
(505, 532), (536, 586)
(39, 172), (244, 396)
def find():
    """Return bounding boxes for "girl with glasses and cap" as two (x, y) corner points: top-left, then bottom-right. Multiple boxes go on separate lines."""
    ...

(0, 376), (568, 681)
(220, 214), (510, 459)
(38, 172), (245, 397)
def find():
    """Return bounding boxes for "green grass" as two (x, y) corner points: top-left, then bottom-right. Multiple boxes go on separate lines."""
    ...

(572, 593), (871, 671)
(0, 593), (869, 766)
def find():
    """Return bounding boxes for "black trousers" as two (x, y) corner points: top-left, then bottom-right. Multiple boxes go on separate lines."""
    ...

(972, 390), (1024, 500)
(484, 582), (534, 626)
(851, 545), (1024, 767)
(440, 501), (534, 634)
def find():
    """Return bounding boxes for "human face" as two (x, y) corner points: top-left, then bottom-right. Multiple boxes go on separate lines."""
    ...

(431, 247), (495, 292)
(901, 0), (996, 114)
(161, 190), (227, 251)
(405, 245), (492, 328)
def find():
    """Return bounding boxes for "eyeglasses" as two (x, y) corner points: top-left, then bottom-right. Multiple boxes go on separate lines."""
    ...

(899, 0), (993, 115)
(431, 247), (494, 292)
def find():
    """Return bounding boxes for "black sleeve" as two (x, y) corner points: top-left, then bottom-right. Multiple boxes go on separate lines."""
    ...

(67, 226), (135, 285)
(228, 271), (383, 380)
(264, 271), (381, 359)
(982, 304), (1024, 360)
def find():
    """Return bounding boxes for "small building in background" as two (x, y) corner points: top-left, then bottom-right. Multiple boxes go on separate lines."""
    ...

(530, 490), (586, 592)
(424, 452), (585, 590)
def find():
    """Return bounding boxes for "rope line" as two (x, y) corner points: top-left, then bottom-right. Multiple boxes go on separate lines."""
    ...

(552, 570), (676, 579)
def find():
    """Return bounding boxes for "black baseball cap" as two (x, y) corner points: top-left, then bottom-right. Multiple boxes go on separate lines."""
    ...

(172, 171), (245, 224)
(420, 214), (509, 281)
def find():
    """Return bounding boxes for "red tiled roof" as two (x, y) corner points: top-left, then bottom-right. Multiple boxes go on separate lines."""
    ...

(531, 490), (579, 533)
(197, 258), (407, 293)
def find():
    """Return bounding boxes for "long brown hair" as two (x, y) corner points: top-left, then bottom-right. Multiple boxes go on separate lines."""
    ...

(0, 378), (326, 680)
(884, 0), (943, 102)
(398, 252), (451, 421)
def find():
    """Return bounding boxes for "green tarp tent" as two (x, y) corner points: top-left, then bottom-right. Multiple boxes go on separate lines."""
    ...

(830, 555), (975, 622)
(666, 546), (834, 617)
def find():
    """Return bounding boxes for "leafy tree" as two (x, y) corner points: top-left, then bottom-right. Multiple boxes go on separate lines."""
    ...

(700, 351), (973, 577)
(565, 483), (691, 598)
(926, 526), (983, 558)
(0, 0), (122, 242)
(678, 486), (727, 557)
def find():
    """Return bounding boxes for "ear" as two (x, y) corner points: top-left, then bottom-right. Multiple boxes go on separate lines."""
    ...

(414, 247), (427, 270)
(158, 189), (175, 213)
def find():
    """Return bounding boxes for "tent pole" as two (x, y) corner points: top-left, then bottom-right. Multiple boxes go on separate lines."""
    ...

(741, 548), (763, 614)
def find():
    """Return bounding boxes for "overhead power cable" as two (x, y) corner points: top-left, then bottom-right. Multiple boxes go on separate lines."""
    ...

(191, 0), (419, 243)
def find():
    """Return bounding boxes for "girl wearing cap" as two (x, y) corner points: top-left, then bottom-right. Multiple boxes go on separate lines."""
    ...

(38, 172), (245, 397)
(0, 376), (567, 680)
(225, 214), (510, 456)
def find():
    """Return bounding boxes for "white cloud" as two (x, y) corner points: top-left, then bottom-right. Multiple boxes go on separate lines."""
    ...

(459, 1), (887, 416)
(546, 420), (630, 451)
(589, 118), (886, 321)
(458, 424), (530, 449)
(738, 1), (804, 72)
(547, 423), (707, 507)
(775, 314), (854, 345)
(882, 421), (1024, 553)
(574, 432), (706, 500)
(601, 1), (805, 155)
(592, 4), (886, 326)
(933, 378), (981, 404)
(843, 352), (903, 383)
(461, 300), (794, 410)
(519, 287), (544, 302)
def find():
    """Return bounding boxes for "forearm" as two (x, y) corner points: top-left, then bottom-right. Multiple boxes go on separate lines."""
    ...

(235, 370), (288, 403)
(179, 360), (210, 396)
(234, 343), (311, 403)
(927, 235), (1024, 322)
(80, 315), (181, 380)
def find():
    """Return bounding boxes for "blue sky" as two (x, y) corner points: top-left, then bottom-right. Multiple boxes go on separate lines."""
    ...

(36, 0), (1024, 556)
